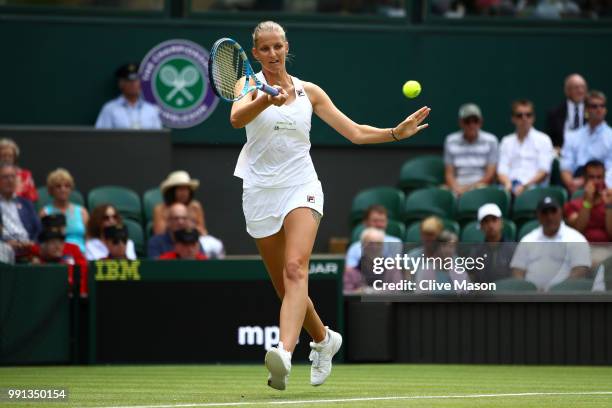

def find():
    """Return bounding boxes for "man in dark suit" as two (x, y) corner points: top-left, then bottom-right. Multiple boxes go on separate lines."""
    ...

(546, 73), (588, 149)
(0, 162), (40, 258)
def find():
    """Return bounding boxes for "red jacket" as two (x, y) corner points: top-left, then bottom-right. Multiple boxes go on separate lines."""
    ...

(31, 242), (89, 295)
(159, 251), (208, 260)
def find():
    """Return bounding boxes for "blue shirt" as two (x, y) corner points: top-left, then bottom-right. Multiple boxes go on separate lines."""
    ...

(560, 122), (612, 185)
(95, 96), (162, 130)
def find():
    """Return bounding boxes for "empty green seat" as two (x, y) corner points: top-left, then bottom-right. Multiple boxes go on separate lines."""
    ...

(350, 219), (406, 243)
(494, 278), (538, 292)
(403, 187), (455, 224)
(460, 219), (517, 242)
(122, 218), (145, 257)
(143, 187), (163, 222)
(350, 186), (405, 226)
(549, 278), (594, 292)
(456, 187), (510, 223)
(512, 186), (568, 225)
(398, 155), (444, 192)
(36, 186), (84, 211)
(517, 219), (540, 241)
(88, 186), (142, 223)
(404, 218), (460, 242)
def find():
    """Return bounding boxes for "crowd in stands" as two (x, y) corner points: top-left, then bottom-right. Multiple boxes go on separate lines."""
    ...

(432, 0), (612, 19)
(345, 73), (612, 294)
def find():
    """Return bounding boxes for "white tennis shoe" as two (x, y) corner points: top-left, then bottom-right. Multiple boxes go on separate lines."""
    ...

(309, 327), (342, 386)
(265, 342), (292, 391)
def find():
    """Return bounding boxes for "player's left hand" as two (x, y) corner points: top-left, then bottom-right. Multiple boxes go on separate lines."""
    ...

(394, 106), (431, 140)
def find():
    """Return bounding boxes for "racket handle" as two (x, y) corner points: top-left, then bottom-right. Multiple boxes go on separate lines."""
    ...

(259, 84), (280, 96)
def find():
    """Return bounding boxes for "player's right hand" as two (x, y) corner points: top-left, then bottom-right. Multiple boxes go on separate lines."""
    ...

(267, 85), (288, 106)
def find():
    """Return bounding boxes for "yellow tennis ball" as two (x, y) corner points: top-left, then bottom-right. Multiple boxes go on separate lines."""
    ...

(402, 80), (421, 99)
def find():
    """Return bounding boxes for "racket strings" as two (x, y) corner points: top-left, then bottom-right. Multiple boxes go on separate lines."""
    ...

(212, 42), (247, 100)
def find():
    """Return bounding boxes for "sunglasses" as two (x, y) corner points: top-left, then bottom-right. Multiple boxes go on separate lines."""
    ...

(103, 214), (118, 221)
(587, 103), (606, 109)
(462, 117), (480, 124)
(111, 238), (128, 245)
(513, 112), (533, 118)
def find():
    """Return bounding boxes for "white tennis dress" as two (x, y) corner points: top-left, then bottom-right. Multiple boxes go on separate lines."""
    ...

(234, 72), (323, 238)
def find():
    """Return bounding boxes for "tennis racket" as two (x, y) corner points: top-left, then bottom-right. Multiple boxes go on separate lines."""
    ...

(208, 37), (279, 102)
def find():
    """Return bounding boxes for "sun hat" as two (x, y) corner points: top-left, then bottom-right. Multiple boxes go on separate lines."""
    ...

(160, 170), (200, 194)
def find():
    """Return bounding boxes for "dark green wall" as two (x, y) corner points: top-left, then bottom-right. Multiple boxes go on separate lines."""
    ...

(1, 15), (611, 145)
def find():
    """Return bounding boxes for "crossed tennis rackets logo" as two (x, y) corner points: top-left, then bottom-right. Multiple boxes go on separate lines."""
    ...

(159, 65), (200, 102)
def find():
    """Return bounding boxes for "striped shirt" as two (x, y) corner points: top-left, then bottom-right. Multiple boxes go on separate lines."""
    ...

(444, 130), (499, 186)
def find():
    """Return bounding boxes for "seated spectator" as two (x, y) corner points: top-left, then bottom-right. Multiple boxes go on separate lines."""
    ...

(0, 163), (40, 259)
(345, 205), (402, 275)
(39, 168), (88, 253)
(564, 160), (612, 242)
(0, 212), (15, 264)
(95, 63), (162, 130)
(468, 203), (516, 283)
(0, 138), (38, 202)
(444, 103), (498, 196)
(431, 231), (469, 291)
(31, 214), (88, 296)
(344, 227), (402, 293)
(510, 196), (590, 291)
(154, 170), (225, 257)
(148, 203), (206, 258)
(560, 90), (612, 195)
(86, 204), (137, 260)
(546, 74), (588, 150)
(159, 228), (208, 260)
(101, 224), (130, 260)
(406, 215), (445, 257)
(498, 99), (554, 196)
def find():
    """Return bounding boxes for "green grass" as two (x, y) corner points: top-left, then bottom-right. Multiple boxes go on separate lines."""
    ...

(0, 364), (611, 407)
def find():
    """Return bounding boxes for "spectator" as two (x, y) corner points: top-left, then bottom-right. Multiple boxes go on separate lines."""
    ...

(101, 224), (130, 260)
(560, 90), (612, 195)
(407, 216), (445, 288)
(31, 214), (89, 296)
(432, 231), (469, 291)
(0, 163), (40, 258)
(159, 228), (208, 260)
(444, 103), (498, 196)
(469, 203), (516, 283)
(148, 203), (206, 258)
(345, 205), (403, 274)
(498, 99), (554, 196)
(564, 160), (612, 242)
(154, 171), (225, 258)
(0, 138), (38, 202)
(343, 227), (402, 293)
(39, 168), (89, 253)
(85, 204), (137, 260)
(95, 63), (162, 130)
(547, 74), (587, 149)
(0, 212), (15, 264)
(510, 196), (590, 291)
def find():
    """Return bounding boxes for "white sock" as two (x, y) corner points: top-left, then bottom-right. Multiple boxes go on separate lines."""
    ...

(318, 330), (330, 345)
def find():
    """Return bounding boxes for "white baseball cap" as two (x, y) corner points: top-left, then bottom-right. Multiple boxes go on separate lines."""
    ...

(477, 203), (502, 223)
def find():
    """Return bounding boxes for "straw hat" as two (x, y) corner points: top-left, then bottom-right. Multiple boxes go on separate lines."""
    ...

(160, 171), (200, 194)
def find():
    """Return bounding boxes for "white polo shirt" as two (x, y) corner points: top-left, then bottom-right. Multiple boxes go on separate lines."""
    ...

(510, 222), (591, 291)
(497, 127), (554, 185)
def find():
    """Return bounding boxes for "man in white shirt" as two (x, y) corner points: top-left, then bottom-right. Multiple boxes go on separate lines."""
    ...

(498, 99), (554, 196)
(511, 196), (591, 291)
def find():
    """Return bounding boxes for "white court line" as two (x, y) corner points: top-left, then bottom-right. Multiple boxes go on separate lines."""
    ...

(97, 391), (612, 408)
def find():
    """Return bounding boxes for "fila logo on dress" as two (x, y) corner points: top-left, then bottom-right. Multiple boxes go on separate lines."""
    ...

(307, 195), (315, 203)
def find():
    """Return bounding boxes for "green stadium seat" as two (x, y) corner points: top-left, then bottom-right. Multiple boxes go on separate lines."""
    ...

(494, 278), (538, 292)
(88, 186), (142, 223)
(350, 219), (406, 243)
(460, 219), (517, 242)
(398, 155), (444, 192)
(36, 186), (84, 211)
(143, 187), (163, 222)
(402, 187), (455, 224)
(349, 186), (404, 226)
(571, 189), (584, 200)
(517, 219), (540, 241)
(512, 186), (568, 226)
(404, 218), (460, 242)
(122, 218), (145, 257)
(548, 278), (594, 292)
(456, 187), (510, 223)
(146, 220), (154, 241)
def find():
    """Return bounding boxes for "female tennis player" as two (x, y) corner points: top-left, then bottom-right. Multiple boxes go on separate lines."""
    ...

(231, 21), (430, 391)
